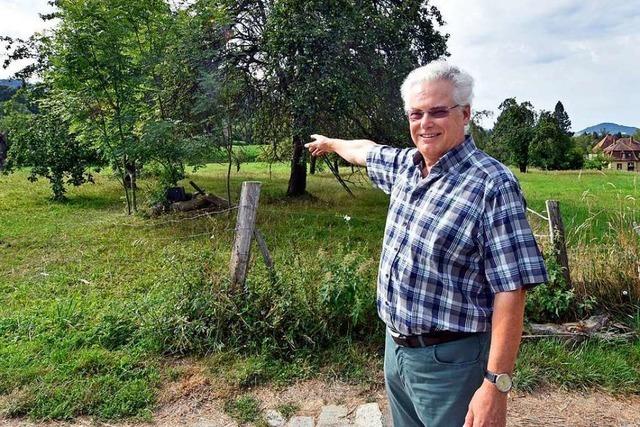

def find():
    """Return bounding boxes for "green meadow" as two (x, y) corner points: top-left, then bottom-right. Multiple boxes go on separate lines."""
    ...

(1, 163), (639, 421)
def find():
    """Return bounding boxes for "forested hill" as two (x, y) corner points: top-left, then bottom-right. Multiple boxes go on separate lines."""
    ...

(577, 122), (639, 136)
(0, 79), (23, 89)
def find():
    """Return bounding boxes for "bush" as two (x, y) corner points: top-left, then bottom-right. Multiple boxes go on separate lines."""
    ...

(145, 245), (380, 358)
(525, 249), (596, 323)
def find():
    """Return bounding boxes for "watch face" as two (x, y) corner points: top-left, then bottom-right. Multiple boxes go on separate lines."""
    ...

(495, 374), (512, 392)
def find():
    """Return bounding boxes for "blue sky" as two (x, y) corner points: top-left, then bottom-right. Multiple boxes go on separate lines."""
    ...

(1, 0), (639, 131)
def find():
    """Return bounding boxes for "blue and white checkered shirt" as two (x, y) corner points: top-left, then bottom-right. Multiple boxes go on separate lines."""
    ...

(366, 136), (547, 335)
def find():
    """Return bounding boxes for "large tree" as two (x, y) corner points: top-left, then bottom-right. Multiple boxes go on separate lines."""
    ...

(530, 110), (572, 170)
(490, 98), (535, 173)
(216, 0), (449, 196)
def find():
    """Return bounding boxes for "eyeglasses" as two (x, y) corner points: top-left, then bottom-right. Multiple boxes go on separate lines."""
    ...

(407, 104), (461, 122)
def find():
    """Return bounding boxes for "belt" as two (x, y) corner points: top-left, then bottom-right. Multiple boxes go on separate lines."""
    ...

(389, 329), (477, 348)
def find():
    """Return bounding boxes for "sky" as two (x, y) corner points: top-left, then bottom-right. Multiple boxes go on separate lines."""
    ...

(430, 0), (640, 131)
(1, 0), (639, 131)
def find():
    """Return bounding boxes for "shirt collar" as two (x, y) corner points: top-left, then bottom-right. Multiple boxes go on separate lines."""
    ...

(412, 135), (477, 174)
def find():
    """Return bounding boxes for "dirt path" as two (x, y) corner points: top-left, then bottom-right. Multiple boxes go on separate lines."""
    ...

(2, 376), (639, 426)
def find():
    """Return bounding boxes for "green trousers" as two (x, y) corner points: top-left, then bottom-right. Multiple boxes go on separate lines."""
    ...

(384, 329), (490, 427)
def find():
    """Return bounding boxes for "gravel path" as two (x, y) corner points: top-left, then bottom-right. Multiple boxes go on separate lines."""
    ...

(2, 379), (639, 426)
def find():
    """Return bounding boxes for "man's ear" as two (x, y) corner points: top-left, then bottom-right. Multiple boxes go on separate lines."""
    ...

(462, 105), (472, 124)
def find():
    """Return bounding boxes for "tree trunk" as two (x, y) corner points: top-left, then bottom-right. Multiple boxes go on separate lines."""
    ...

(519, 163), (527, 173)
(287, 131), (307, 196)
(0, 133), (6, 171)
(310, 155), (316, 175)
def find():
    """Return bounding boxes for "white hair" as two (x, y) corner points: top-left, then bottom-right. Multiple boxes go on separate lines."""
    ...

(400, 60), (474, 110)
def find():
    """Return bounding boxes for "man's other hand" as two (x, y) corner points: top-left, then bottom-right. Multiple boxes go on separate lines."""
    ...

(463, 381), (507, 427)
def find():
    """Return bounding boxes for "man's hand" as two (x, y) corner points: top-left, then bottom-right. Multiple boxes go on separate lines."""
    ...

(303, 134), (377, 166)
(305, 134), (333, 157)
(464, 381), (507, 427)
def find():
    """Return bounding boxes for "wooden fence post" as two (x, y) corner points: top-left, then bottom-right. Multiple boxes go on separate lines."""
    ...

(230, 181), (261, 291)
(545, 200), (571, 286)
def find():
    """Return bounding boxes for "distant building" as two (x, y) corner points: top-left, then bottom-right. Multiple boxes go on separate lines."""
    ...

(592, 134), (640, 172)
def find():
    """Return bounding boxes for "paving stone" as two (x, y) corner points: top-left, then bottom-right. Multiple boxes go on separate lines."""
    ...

(286, 416), (315, 427)
(265, 409), (286, 427)
(317, 405), (349, 427)
(354, 403), (384, 427)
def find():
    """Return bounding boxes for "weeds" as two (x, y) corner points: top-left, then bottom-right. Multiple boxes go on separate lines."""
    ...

(224, 394), (262, 423)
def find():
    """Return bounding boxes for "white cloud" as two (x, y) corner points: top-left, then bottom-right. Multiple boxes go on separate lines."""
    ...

(431, 0), (640, 131)
(0, 0), (54, 78)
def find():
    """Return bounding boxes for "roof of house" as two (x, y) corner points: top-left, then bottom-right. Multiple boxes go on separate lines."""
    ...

(594, 135), (640, 158)
(593, 134), (617, 152)
(603, 139), (640, 161)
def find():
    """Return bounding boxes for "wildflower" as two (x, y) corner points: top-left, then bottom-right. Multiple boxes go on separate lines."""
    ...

(623, 290), (629, 296)
(344, 215), (351, 222)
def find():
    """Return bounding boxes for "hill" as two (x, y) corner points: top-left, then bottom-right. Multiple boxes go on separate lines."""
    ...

(577, 122), (638, 136)
(0, 79), (23, 89)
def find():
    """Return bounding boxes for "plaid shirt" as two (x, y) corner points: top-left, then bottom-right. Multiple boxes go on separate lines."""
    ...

(366, 136), (547, 335)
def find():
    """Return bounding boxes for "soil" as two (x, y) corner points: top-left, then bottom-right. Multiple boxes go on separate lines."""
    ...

(2, 363), (639, 427)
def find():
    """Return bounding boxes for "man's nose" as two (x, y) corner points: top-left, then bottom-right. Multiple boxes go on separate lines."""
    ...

(420, 113), (434, 127)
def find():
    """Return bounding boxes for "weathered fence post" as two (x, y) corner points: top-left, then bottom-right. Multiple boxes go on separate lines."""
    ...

(230, 181), (261, 291)
(545, 200), (571, 286)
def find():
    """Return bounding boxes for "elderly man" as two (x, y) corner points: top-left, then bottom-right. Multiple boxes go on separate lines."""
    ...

(305, 61), (547, 427)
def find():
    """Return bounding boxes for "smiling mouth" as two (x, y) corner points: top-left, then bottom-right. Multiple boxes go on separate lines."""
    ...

(420, 133), (442, 139)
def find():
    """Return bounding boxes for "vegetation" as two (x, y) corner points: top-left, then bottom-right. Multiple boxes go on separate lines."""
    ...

(0, 164), (639, 421)
(1, 0), (449, 202)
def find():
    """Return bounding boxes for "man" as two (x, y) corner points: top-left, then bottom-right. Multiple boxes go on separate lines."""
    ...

(305, 61), (547, 427)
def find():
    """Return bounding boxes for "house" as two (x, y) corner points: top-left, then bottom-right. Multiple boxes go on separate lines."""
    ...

(592, 134), (640, 172)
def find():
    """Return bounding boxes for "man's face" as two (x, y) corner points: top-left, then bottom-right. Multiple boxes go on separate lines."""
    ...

(406, 79), (471, 167)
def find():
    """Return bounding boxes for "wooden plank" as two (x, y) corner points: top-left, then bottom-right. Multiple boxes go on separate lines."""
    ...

(546, 199), (571, 286)
(253, 228), (274, 272)
(229, 181), (261, 291)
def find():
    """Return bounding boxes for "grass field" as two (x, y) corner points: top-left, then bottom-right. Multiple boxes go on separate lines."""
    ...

(1, 162), (639, 421)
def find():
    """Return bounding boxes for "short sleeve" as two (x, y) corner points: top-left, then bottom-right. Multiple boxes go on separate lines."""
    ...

(366, 145), (414, 195)
(482, 180), (548, 293)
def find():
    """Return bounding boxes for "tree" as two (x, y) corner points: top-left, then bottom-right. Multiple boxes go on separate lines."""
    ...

(469, 109), (492, 150)
(490, 98), (535, 173)
(530, 110), (573, 170)
(553, 101), (572, 136)
(3, 0), (197, 213)
(216, 0), (448, 196)
(634, 128), (640, 141)
(1, 88), (96, 201)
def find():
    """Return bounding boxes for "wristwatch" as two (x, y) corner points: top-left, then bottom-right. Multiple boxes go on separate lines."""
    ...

(484, 370), (513, 393)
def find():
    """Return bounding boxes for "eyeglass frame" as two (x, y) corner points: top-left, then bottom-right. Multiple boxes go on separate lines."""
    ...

(406, 104), (463, 122)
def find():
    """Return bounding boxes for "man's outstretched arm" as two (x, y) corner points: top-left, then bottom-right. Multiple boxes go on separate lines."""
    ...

(305, 134), (379, 167)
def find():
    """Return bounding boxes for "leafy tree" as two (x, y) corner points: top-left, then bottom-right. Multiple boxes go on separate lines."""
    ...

(3, 0), (198, 213)
(490, 98), (535, 173)
(634, 128), (640, 141)
(469, 109), (492, 150)
(572, 133), (597, 157)
(530, 110), (577, 170)
(1, 88), (96, 201)
(217, 0), (448, 196)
